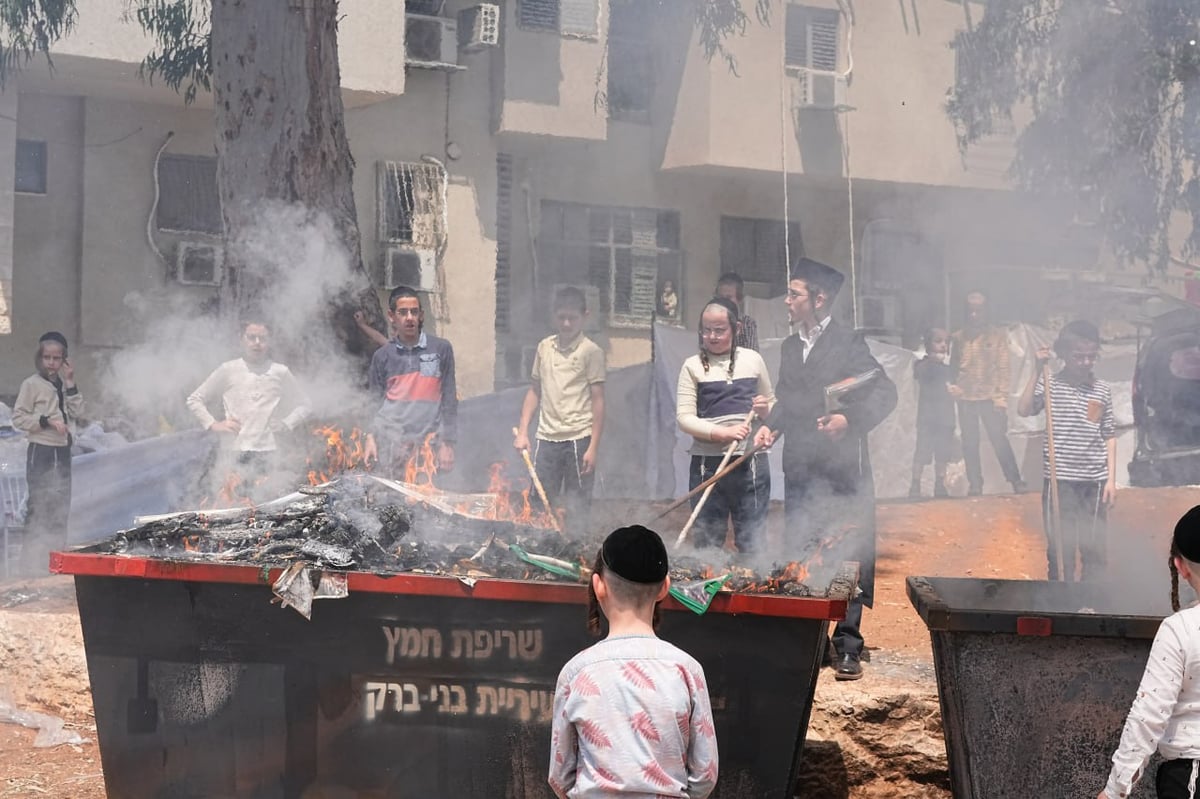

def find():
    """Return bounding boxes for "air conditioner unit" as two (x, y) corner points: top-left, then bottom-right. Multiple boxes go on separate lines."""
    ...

(458, 4), (500, 51)
(406, 14), (460, 69)
(797, 70), (848, 110)
(860, 294), (900, 330)
(176, 242), (224, 286)
(382, 245), (438, 291)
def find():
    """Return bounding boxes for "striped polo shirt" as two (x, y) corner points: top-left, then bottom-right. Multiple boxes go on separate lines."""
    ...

(1031, 373), (1115, 482)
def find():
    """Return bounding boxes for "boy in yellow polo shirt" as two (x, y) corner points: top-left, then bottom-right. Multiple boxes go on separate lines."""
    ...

(513, 287), (606, 534)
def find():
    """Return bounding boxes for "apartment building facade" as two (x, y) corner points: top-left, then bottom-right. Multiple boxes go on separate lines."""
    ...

(0, 0), (1098, 400)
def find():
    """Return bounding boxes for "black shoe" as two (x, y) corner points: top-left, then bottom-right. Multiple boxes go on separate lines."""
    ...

(835, 653), (863, 681)
(1011, 480), (1026, 494)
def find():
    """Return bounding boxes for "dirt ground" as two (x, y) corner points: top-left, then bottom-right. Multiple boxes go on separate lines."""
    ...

(1, 485), (1197, 797)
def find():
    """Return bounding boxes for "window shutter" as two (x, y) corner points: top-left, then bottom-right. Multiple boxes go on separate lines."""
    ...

(809, 16), (839, 71)
(784, 5), (839, 71)
(560, 0), (599, 37)
(518, 0), (558, 31)
(495, 154), (513, 334)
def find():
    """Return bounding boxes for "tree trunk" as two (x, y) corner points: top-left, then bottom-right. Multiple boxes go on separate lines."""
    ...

(209, 0), (384, 359)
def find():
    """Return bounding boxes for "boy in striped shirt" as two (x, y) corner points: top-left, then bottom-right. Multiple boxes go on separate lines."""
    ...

(1018, 320), (1117, 581)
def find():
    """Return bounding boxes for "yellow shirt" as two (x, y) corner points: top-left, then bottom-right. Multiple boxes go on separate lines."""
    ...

(533, 333), (605, 442)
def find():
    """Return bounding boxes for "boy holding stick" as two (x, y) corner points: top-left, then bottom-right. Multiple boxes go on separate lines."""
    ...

(1018, 320), (1116, 581)
(514, 287), (606, 534)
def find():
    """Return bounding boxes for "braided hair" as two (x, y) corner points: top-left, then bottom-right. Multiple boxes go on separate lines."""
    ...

(1171, 540), (1183, 612)
(697, 296), (740, 380)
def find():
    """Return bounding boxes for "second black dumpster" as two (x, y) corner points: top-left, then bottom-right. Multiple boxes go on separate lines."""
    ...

(908, 575), (1173, 799)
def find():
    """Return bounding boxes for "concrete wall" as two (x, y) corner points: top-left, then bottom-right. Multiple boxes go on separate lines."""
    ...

(0, 94), (86, 398)
(54, 0), (405, 98)
(660, 0), (1008, 190)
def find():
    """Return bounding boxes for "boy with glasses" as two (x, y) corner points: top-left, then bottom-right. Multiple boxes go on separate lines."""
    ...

(1017, 320), (1116, 581)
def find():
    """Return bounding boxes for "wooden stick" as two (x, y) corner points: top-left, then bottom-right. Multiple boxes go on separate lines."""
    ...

(674, 412), (755, 548)
(512, 428), (562, 534)
(1043, 363), (1066, 581)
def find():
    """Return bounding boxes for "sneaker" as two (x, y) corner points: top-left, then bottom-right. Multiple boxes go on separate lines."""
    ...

(835, 653), (864, 681)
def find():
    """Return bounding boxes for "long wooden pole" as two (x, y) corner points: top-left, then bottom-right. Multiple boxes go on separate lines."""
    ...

(673, 412), (755, 549)
(1043, 363), (1066, 581)
(512, 428), (562, 534)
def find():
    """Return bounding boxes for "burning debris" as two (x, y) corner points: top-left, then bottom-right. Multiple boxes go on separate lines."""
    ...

(89, 473), (830, 601)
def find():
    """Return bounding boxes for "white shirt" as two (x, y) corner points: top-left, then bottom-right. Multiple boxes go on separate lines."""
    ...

(186, 358), (310, 452)
(796, 315), (833, 363)
(1106, 605), (1200, 798)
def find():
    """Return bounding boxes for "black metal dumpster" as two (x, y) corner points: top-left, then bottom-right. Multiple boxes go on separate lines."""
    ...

(907, 575), (1173, 799)
(54, 549), (850, 799)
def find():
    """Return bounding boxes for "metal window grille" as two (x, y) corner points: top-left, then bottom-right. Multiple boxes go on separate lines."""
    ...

(541, 201), (680, 329)
(376, 161), (447, 248)
(156, 155), (222, 235)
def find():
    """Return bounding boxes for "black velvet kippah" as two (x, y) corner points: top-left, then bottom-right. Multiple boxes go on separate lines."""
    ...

(39, 331), (68, 349)
(601, 525), (669, 584)
(1175, 506), (1200, 563)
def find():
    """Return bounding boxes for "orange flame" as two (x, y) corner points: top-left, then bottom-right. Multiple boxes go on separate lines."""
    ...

(307, 425), (369, 485)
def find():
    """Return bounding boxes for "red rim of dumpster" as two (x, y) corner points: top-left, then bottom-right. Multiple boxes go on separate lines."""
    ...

(51, 550), (849, 621)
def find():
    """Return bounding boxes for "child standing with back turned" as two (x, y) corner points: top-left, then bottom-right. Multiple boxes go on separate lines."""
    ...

(548, 525), (718, 798)
(1099, 505), (1200, 799)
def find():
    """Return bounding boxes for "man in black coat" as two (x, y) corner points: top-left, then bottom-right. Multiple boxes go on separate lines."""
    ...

(754, 258), (897, 680)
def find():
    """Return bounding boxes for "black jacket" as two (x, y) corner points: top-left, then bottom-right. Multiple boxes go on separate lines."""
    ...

(766, 319), (897, 489)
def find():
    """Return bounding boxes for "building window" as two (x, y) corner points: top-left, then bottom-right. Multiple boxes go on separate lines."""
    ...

(14, 140), (46, 195)
(719, 217), (803, 298)
(606, 0), (654, 122)
(376, 161), (447, 248)
(518, 0), (599, 37)
(785, 5), (839, 71)
(539, 201), (681, 329)
(156, 155), (222, 235)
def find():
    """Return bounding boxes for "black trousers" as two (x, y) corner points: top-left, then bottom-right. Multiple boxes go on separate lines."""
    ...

(783, 475), (874, 658)
(21, 442), (71, 575)
(687, 452), (770, 553)
(1157, 758), (1198, 799)
(957, 399), (1022, 490)
(1042, 478), (1107, 581)
(533, 437), (594, 534)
